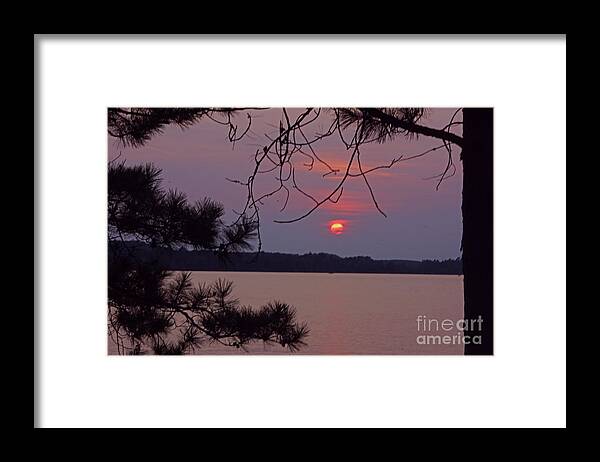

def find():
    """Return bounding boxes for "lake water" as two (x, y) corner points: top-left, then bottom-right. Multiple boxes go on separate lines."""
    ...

(109, 272), (464, 355)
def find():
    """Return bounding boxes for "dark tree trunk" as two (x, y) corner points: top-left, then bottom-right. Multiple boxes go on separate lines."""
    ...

(461, 108), (494, 355)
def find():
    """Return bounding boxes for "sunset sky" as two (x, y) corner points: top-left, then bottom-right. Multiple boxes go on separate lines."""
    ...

(108, 108), (463, 260)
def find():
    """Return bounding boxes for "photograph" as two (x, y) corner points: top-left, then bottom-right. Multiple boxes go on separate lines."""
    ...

(107, 107), (493, 355)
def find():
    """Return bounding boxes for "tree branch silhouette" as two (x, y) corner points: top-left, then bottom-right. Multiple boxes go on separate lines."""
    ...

(108, 160), (309, 354)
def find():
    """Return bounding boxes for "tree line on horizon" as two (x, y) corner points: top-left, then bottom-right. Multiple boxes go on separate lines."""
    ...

(113, 241), (463, 275)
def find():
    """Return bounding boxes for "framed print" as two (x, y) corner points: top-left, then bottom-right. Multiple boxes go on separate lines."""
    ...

(35, 35), (565, 428)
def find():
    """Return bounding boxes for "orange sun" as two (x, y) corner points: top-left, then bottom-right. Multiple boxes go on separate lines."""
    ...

(329, 222), (345, 235)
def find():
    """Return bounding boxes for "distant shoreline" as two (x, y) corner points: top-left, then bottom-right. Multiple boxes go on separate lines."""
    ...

(184, 270), (463, 277)
(111, 241), (463, 276)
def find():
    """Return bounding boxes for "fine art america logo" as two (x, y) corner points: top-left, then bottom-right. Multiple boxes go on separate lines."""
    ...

(416, 315), (483, 345)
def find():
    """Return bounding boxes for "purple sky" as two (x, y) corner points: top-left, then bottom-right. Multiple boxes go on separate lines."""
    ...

(108, 108), (463, 260)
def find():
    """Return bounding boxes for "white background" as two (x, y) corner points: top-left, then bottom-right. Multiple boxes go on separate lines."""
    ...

(35, 36), (566, 428)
